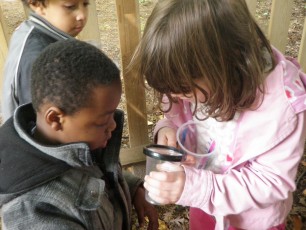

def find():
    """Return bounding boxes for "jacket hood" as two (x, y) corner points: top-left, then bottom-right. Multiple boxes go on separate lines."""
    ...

(0, 104), (125, 206)
(0, 105), (71, 206)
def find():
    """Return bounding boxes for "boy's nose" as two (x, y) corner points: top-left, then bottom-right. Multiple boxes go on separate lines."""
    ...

(108, 118), (117, 133)
(76, 8), (87, 21)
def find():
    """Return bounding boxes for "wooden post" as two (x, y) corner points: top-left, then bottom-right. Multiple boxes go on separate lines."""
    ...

(115, 0), (149, 150)
(268, 0), (294, 53)
(298, 19), (306, 72)
(77, 0), (101, 45)
(0, 5), (10, 45)
(245, 0), (256, 17)
(0, 6), (9, 103)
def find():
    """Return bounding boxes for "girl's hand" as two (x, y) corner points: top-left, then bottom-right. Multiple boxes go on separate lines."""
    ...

(144, 163), (185, 204)
(156, 127), (177, 147)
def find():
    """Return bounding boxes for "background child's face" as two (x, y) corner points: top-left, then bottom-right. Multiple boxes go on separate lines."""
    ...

(58, 82), (122, 150)
(33, 0), (89, 37)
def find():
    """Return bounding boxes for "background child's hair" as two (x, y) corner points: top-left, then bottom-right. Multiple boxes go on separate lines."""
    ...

(21, 0), (46, 7)
(31, 39), (120, 114)
(131, 0), (276, 121)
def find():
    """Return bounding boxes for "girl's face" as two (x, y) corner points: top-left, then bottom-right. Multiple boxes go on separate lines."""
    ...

(32, 0), (89, 37)
(171, 79), (208, 103)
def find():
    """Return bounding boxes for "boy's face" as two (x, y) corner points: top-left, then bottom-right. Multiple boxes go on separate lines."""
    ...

(61, 82), (122, 150)
(37, 81), (122, 150)
(32, 0), (89, 37)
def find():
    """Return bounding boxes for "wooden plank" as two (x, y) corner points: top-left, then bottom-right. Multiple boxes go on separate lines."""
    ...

(0, 6), (8, 103)
(0, 5), (10, 45)
(245, 0), (256, 17)
(268, 0), (294, 53)
(298, 18), (306, 72)
(77, 0), (101, 45)
(120, 145), (146, 165)
(115, 0), (149, 149)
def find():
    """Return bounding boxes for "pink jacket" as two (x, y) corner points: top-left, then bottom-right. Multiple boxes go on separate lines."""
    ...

(154, 48), (306, 229)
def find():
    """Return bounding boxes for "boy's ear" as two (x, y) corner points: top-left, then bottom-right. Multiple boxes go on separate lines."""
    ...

(45, 107), (65, 131)
(29, 1), (46, 15)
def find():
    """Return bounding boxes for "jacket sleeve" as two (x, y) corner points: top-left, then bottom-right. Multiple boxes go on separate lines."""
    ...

(122, 170), (143, 200)
(176, 111), (306, 216)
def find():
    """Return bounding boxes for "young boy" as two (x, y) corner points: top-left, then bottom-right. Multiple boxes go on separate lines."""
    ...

(0, 39), (158, 230)
(1, 0), (88, 121)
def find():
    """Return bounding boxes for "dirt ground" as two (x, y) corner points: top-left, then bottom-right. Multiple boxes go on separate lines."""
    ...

(0, 0), (305, 229)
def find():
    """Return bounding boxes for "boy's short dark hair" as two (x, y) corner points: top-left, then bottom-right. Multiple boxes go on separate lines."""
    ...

(22, 0), (46, 7)
(31, 39), (120, 114)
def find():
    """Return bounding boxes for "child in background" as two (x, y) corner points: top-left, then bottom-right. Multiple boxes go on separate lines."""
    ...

(1, 0), (88, 121)
(130, 0), (306, 229)
(0, 39), (158, 230)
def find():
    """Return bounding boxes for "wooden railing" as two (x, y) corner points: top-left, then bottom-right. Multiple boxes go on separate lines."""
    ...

(0, 0), (305, 165)
(246, 0), (305, 67)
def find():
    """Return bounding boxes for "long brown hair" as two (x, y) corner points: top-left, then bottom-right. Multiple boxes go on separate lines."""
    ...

(130, 0), (275, 121)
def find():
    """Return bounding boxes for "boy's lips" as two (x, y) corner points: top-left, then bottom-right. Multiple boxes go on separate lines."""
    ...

(102, 135), (112, 147)
(75, 26), (83, 32)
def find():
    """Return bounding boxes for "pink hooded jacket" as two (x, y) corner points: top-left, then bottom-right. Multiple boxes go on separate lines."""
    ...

(154, 48), (306, 229)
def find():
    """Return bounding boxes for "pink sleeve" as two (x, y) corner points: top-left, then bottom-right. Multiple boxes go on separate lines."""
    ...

(176, 111), (306, 216)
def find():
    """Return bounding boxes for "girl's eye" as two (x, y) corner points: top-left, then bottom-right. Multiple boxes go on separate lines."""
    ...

(84, 2), (90, 7)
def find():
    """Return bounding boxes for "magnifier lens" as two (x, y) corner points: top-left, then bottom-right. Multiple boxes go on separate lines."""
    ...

(143, 144), (183, 161)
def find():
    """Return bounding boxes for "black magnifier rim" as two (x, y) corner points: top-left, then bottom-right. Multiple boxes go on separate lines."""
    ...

(143, 144), (183, 162)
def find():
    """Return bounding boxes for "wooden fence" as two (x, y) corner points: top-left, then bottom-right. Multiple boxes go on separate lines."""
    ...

(0, 0), (305, 165)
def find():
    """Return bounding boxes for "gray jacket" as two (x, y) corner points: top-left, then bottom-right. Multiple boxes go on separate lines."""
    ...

(1, 13), (72, 121)
(0, 104), (143, 230)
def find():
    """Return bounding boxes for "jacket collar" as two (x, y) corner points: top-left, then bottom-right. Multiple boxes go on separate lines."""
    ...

(14, 103), (94, 167)
(28, 12), (73, 40)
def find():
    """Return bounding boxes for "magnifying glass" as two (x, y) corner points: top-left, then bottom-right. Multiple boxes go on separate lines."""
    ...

(143, 144), (183, 205)
(143, 144), (183, 162)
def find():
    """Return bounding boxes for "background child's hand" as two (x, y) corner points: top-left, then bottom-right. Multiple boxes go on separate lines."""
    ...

(144, 163), (185, 204)
(156, 127), (177, 147)
(133, 186), (159, 230)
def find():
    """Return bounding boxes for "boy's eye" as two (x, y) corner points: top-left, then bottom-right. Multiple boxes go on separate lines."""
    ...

(95, 122), (107, 128)
(64, 4), (76, 10)
(84, 1), (90, 7)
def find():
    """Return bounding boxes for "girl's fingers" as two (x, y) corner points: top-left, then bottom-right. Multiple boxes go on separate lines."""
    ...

(144, 170), (186, 204)
(145, 171), (177, 184)
(147, 192), (171, 204)
(145, 183), (180, 204)
(144, 174), (169, 189)
(144, 173), (184, 192)
(156, 162), (184, 172)
(157, 136), (168, 145)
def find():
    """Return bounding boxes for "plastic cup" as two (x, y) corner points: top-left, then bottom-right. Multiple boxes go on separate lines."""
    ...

(143, 144), (183, 205)
(176, 120), (214, 169)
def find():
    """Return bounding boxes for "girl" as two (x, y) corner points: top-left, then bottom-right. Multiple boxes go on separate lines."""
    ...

(130, 0), (306, 229)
